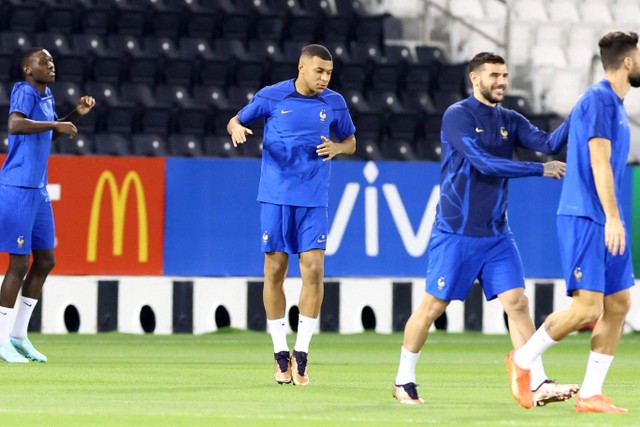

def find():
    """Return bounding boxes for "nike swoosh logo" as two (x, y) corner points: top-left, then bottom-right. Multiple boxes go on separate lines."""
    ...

(24, 302), (32, 307)
(0, 312), (6, 316)
(475, 128), (484, 133)
(317, 239), (326, 243)
(281, 110), (293, 114)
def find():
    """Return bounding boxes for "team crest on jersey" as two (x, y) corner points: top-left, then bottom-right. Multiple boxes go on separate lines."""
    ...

(319, 109), (327, 122)
(17, 235), (24, 248)
(500, 127), (508, 139)
(262, 231), (269, 244)
(437, 276), (445, 291)
(573, 267), (582, 282)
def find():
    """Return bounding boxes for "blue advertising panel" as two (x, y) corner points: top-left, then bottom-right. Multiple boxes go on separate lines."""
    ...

(164, 159), (633, 278)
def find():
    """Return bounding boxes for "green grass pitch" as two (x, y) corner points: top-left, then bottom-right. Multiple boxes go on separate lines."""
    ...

(1, 330), (639, 426)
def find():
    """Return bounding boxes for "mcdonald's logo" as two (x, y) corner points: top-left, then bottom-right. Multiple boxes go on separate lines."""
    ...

(86, 170), (148, 263)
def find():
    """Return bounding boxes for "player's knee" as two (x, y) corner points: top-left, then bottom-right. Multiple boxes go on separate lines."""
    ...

(502, 293), (529, 314)
(606, 296), (631, 318)
(36, 254), (56, 274)
(264, 260), (287, 280)
(7, 256), (30, 278)
(575, 304), (603, 324)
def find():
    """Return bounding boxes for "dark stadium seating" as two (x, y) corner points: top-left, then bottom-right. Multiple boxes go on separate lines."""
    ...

(0, 0), (523, 160)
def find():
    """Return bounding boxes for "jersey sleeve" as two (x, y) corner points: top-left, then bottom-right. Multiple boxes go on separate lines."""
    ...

(9, 84), (35, 117)
(330, 101), (356, 140)
(237, 89), (273, 126)
(513, 110), (569, 154)
(442, 106), (544, 177)
(581, 91), (614, 142)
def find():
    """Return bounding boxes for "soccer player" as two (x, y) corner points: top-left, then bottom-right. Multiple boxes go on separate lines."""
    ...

(507, 31), (638, 414)
(392, 52), (578, 406)
(226, 44), (356, 386)
(0, 48), (95, 363)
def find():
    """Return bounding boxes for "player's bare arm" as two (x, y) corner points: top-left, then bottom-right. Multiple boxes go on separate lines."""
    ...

(316, 135), (356, 161)
(53, 96), (96, 140)
(227, 115), (253, 146)
(542, 160), (566, 179)
(589, 137), (625, 256)
(8, 111), (76, 137)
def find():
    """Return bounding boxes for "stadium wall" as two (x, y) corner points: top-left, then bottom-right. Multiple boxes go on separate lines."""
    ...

(0, 156), (638, 335)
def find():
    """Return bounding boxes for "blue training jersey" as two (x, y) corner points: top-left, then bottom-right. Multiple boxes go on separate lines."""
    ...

(557, 79), (630, 224)
(436, 95), (569, 236)
(0, 82), (57, 188)
(237, 79), (356, 207)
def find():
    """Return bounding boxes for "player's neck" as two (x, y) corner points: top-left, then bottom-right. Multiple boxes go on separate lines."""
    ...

(25, 79), (47, 95)
(604, 72), (631, 100)
(294, 78), (316, 97)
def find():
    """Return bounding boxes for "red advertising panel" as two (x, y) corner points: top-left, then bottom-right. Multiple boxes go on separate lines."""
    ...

(0, 155), (165, 275)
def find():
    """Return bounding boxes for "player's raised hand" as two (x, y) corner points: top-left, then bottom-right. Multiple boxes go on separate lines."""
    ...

(542, 160), (566, 179)
(75, 96), (96, 115)
(230, 125), (253, 146)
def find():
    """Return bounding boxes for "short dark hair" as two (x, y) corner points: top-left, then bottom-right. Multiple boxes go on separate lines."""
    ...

(468, 52), (505, 74)
(599, 31), (639, 70)
(300, 44), (332, 62)
(21, 47), (46, 68)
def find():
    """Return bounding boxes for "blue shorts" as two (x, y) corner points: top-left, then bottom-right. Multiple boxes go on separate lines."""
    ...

(557, 215), (635, 296)
(425, 229), (525, 301)
(0, 185), (55, 254)
(260, 202), (328, 254)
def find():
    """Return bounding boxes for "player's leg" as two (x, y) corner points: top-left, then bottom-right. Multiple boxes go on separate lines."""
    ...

(290, 206), (328, 386)
(392, 292), (449, 404)
(0, 185), (35, 363)
(575, 241), (634, 414)
(574, 289), (631, 414)
(292, 249), (324, 386)
(264, 251), (291, 383)
(9, 187), (56, 362)
(10, 249), (55, 363)
(261, 202), (293, 383)
(393, 231), (478, 404)
(0, 255), (30, 363)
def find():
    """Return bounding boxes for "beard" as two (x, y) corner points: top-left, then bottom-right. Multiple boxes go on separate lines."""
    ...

(629, 73), (640, 88)
(479, 84), (505, 104)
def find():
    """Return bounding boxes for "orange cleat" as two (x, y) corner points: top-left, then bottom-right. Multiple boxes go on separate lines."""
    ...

(392, 383), (424, 405)
(291, 350), (309, 386)
(575, 395), (629, 414)
(274, 351), (292, 384)
(505, 350), (533, 409)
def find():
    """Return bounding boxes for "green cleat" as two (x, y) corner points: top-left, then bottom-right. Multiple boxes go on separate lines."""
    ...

(10, 337), (47, 363)
(0, 342), (29, 363)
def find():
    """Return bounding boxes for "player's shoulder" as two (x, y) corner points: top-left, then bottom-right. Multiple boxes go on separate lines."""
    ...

(443, 97), (473, 119)
(11, 81), (35, 95)
(318, 88), (348, 109)
(256, 79), (296, 101)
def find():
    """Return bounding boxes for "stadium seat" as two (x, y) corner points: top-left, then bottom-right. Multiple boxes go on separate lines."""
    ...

(367, 90), (405, 113)
(256, 14), (286, 42)
(34, 32), (73, 57)
(386, 111), (420, 142)
(401, 89), (436, 114)
(131, 133), (169, 156)
(148, 0), (185, 39)
(192, 85), (232, 110)
(355, 16), (385, 44)
(350, 41), (383, 64)
(168, 134), (204, 157)
(233, 59), (266, 88)
(56, 132), (94, 155)
(112, 2), (147, 36)
(53, 54), (88, 85)
(322, 16), (352, 44)
(4, 2), (39, 33)
(353, 112), (384, 141)
(380, 138), (419, 161)
(285, 15), (318, 42)
(227, 87), (258, 109)
(94, 133), (132, 156)
(341, 89), (372, 114)
(432, 90), (464, 113)
(546, 0), (580, 23)
(203, 134), (240, 158)
(76, 3), (111, 35)
(335, 63), (367, 92)
(41, 0), (76, 34)
(238, 138), (263, 158)
(415, 137), (442, 161)
(0, 131), (8, 154)
(369, 63), (401, 91)
(501, 91), (534, 116)
(350, 138), (383, 161)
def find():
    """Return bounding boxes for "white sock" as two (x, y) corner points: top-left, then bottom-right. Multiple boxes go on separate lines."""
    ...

(395, 347), (421, 385)
(530, 356), (548, 390)
(514, 326), (558, 369)
(294, 315), (318, 353)
(11, 297), (38, 340)
(267, 317), (289, 353)
(0, 307), (14, 345)
(579, 351), (614, 398)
